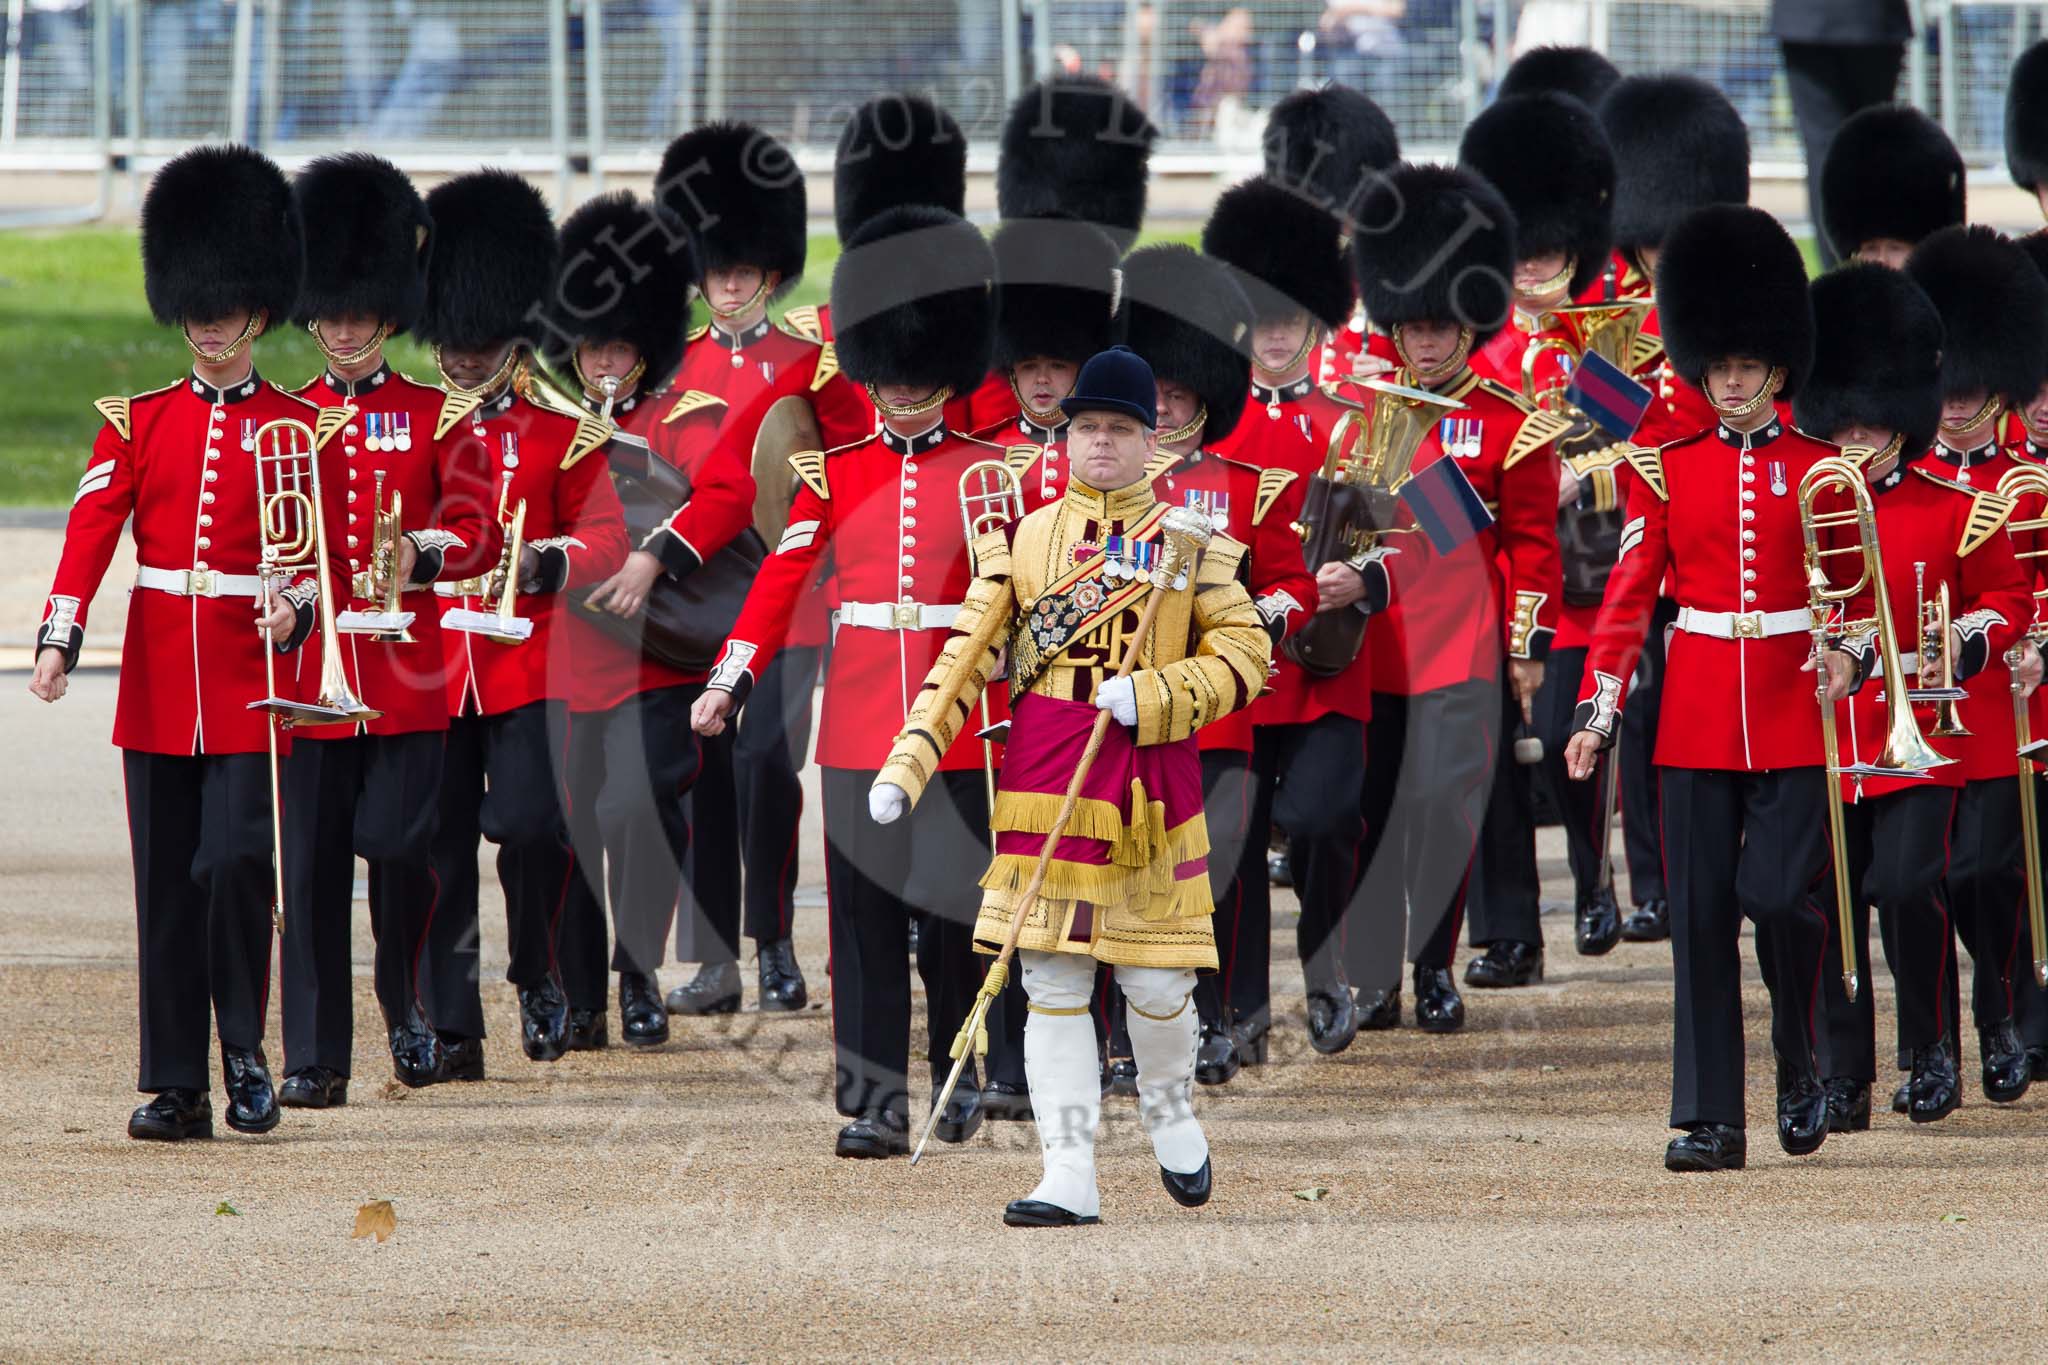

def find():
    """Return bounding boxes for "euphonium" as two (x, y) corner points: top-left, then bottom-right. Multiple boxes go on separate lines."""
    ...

(958, 459), (1027, 834)
(1997, 460), (2048, 988)
(1797, 454), (1953, 1000)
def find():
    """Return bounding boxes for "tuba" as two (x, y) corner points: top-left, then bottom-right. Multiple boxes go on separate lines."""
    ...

(958, 459), (1026, 830)
(1284, 378), (1466, 677)
(1998, 461), (2048, 988)
(1797, 454), (1953, 1000)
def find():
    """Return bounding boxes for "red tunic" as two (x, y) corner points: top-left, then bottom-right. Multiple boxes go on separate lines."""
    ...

(290, 365), (498, 735)
(41, 371), (356, 756)
(438, 389), (630, 718)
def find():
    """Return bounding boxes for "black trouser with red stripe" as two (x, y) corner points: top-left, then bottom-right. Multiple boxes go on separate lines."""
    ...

(1619, 598), (1678, 905)
(279, 729), (443, 1076)
(1944, 777), (2028, 1039)
(1344, 678), (1501, 991)
(422, 702), (573, 1039)
(677, 644), (819, 964)
(123, 750), (276, 1095)
(558, 684), (703, 1007)
(1192, 746), (1261, 1037)
(1471, 678), (1548, 946)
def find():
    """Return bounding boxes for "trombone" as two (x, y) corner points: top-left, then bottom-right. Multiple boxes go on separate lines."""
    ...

(1911, 562), (1969, 735)
(1998, 461), (2048, 988)
(1797, 455), (1953, 1001)
(336, 469), (418, 643)
(443, 470), (533, 643)
(958, 459), (1026, 844)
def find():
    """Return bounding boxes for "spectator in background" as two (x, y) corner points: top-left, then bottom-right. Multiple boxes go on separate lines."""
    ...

(1772, 0), (1913, 268)
(1188, 6), (1254, 138)
(1318, 0), (1406, 102)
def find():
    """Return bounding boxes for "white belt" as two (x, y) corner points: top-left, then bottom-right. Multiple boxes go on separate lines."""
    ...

(135, 565), (264, 599)
(433, 578), (488, 598)
(1673, 606), (1809, 640)
(837, 600), (960, 631)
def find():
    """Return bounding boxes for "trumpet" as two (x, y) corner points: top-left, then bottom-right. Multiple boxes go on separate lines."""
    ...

(1798, 455), (1954, 1000)
(1911, 561), (1970, 735)
(1998, 461), (2048, 988)
(336, 470), (419, 643)
(448, 471), (532, 644)
(958, 459), (1026, 840)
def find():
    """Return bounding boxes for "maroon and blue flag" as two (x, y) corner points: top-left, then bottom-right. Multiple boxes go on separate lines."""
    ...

(1565, 351), (1654, 440)
(1399, 453), (1495, 554)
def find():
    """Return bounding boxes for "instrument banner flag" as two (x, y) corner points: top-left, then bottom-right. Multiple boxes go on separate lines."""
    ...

(1566, 350), (1653, 440)
(1399, 454), (1495, 554)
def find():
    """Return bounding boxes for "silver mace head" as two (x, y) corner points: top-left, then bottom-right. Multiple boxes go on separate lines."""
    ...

(1151, 505), (1214, 589)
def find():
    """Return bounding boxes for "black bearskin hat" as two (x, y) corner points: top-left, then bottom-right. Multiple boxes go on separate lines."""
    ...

(141, 143), (301, 328)
(1655, 204), (1812, 396)
(1497, 45), (1621, 107)
(1117, 244), (1254, 447)
(1351, 163), (1516, 345)
(2018, 230), (2048, 296)
(1905, 224), (2048, 407)
(1260, 83), (1400, 221)
(656, 122), (806, 296)
(990, 217), (1123, 370)
(1598, 75), (1750, 255)
(1820, 104), (1963, 259)
(415, 169), (558, 352)
(542, 192), (696, 392)
(1458, 91), (1614, 297)
(1794, 263), (1944, 456)
(833, 93), (967, 244)
(2008, 40), (2048, 194)
(1201, 177), (1353, 330)
(831, 206), (994, 396)
(997, 75), (1157, 247)
(291, 152), (429, 334)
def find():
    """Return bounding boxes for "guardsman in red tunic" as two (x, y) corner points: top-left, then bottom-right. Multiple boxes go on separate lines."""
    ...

(414, 171), (631, 1071)
(652, 121), (872, 1019)
(1119, 242), (1320, 1084)
(29, 146), (337, 1141)
(1564, 206), (1847, 1173)
(1199, 174), (1398, 1053)
(1457, 89), (1626, 983)
(1327, 166), (1567, 1037)
(2009, 229), (2048, 1071)
(536, 192), (730, 1052)
(692, 206), (1004, 1158)
(1897, 226), (2048, 1112)
(279, 154), (498, 1101)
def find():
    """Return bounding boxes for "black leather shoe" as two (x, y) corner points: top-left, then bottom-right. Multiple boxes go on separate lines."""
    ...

(1664, 1123), (1746, 1172)
(128, 1089), (213, 1142)
(1979, 1020), (2032, 1104)
(1102, 1057), (1139, 1099)
(1620, 897), (1670, 942)
(1891, 1077), (1911, 1114)
(389, 1016), (441, 1089)
(1463, 940), (1544, 988)
(278, 1065), (347, 1109)
(1357, 986), (1402, 1031)
(1413, 965), (1465, 1033)
(566, 1006), (608, 1051)
(436, 1033), (485, 1083)
(1775, 1059), (1829, 1157)
(221, 1046), (280, 1135)
(1822, 1076), (1871, 1133)
(1907, 1038), (1962, 1123)
(1575, 886), (1623, 957)
(979, 1080), (1034, 1121)
(932, 1078), (984, 1144)
(1229, 1019), (1271, 1064)
(1004, 1199), (1101, 1227)
(756, 939), (808, 1012)
(664, 960), (742, 1016)
(1161, 1156), (1213, 1208)
(835, 1106), (910, 1158)
(1195, 1023), (1241, 1085)
(619, 972), (669, 1047)
(1267, 850), (1291, 887)
(1306, 983), (1359, 1055)
(519, 977), (570, 1062)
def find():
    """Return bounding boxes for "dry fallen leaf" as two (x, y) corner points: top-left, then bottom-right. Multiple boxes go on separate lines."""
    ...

(379, 1080), (411, 1102)
(1293, 1187), (1330, 1202)
(353, 1199), (397, 1242)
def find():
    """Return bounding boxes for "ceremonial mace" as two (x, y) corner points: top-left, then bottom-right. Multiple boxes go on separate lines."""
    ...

(912, 506), (1214, 1164)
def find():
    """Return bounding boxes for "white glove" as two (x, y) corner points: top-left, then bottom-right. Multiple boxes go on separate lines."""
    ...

(1094, 675), (1138, 728)
(869, 782), (908, 825)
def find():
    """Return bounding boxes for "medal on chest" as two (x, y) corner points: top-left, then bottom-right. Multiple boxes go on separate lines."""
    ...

(1768, 459), (1787, 497)
(760, 359), (777, 384)
(239, 418), (256, 452)
(1184, 488), (1230, 535)
(1441, 417), (1483, 460)
(388, 411), (412, 452)
(1101, 533), (1159, 581)
(501, 431), (520, 472)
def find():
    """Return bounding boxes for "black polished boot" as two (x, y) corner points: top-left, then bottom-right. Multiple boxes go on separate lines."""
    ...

(664, 960), (742, 1016)
(1305, 958), (1359, 1055)
(1664, 1123), (1746, 1172)
(1979, 1020), (2032, 1104)
(435, 1033), (485, 1082)
(1413, 965), (1466, 1034)
(1907, 1038), (1962, 1123)
(619, 971), (669, 1047)
(979, 1081), (1033, 1120)
(1891, 1077), (1911, 1114)
(128, 1089), (213, 1142)
(1229, 1016), (1271, 1064)
(835, 1105), (910, 1158)
(1775, 1057), (1829, 1157)
(1620, 897), (1670, 942)
(1194, 1022), (1241, 1086)
(518, 977), (570, 1062)
(389, 1016), (441, 1089)
(1160, 1156), (1213, 1208)
(1356, 985), (1402, 1031)
(1822, 1076), (1871, 1133)
(278, 1065), (348, 1109)
(932, 1070), (984, 1144)
(1575, 886), (1623, 956)
(1463, 940), (1544, 988)
(565, 1006), (608, 1051)
(221, 1045), (280, 1135)
(1101, 1057), (1139, 1099)
(756, 938), (807, 1012)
